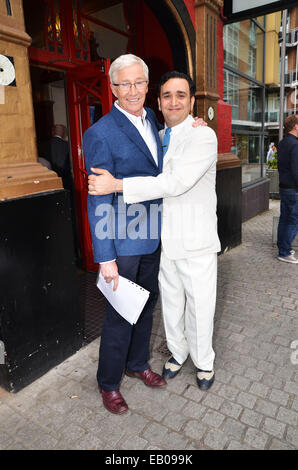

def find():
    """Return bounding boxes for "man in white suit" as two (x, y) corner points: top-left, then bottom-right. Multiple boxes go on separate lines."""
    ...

(88, 71), (220, 390)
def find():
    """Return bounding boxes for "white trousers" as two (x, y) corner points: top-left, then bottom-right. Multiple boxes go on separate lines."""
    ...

(158, 250), (217, 371)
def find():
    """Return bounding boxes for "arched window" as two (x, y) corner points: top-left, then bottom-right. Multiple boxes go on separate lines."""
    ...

(23, 0), (91, 65)
(45, 0), (64, 54)
(24, 0), (66, 56)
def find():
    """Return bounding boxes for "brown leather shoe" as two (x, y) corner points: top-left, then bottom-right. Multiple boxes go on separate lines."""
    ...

(98, 387), (128, 414)
(125, 368), (167, 387)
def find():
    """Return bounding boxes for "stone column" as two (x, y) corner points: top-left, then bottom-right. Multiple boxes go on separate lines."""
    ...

(195, 0), (242, 250)
(0, 0), (62, 200)
(195, 0), (239, 165)
(195, 0), (221, 132)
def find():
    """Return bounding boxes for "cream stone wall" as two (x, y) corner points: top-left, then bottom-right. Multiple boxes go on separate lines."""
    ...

(0, 0), (62, 198)
(0, 38), (38, 164)
(0, 0), (24, 22)
(0, 0), (37, 164)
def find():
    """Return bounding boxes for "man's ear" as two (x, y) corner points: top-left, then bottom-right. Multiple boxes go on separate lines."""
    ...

(110, 84), (118, 99)
(157, 97), (161, 111)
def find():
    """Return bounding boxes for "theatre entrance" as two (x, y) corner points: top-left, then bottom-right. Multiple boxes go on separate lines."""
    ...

(23, 0), (187, 272)
(29, 60), (112, 271)
(66, 60), (113, 271)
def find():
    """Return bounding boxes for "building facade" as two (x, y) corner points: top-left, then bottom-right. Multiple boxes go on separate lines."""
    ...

(0, 0), (243, 391)
(265, 7), (298, 145)
(223, 12), (287, 219)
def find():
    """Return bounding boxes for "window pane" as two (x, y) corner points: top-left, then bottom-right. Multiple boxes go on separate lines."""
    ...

(255, 16), (264, 27)
(224, 20), (264, 81)
(23, 0), (64, 55)
(224, 73), (264, 126)
(225, 74), (263, 126)
(231, 134), (262, 184)
(24, 0), (47, 50)
(226, 75), (263, 184)
(82, 1), (129, 61)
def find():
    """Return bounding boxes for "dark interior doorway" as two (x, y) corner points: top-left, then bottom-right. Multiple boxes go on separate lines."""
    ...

(30, 65), (81, 262)
(30, 64), (106, 343)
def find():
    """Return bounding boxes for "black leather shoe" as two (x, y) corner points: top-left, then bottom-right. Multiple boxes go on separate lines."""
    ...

(196, 369), (215, 390)
(162, 356), (183, 379)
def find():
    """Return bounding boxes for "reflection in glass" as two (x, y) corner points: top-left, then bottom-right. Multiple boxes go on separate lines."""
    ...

(55, 0), (62, 43)
(23, 0), (64, 55)
(72, 0), (90, 61)
(224, 72), (263, 124)
(224, 23), (239, 69)
(231, 134), (261, 183)
(73, 0), (80, 50)
(224, 19), (264, 81)
(47, 5), (54, 42)
(255, 16), (264, 27)
(82, 1), (130, 60)
(223, 20), (265, 187)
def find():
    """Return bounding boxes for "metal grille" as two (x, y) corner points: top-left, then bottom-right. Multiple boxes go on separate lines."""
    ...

(78, 271), (106, 344)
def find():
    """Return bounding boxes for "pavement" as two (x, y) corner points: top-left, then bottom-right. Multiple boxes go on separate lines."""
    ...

(0, 200), (298, 451)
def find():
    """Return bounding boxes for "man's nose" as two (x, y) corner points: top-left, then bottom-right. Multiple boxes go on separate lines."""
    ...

(128, 84), (138, 94)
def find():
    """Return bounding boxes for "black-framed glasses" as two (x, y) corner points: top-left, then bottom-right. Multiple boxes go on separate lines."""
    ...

(112, 80), (148, 91)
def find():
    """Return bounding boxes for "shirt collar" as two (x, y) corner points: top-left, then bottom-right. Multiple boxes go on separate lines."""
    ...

(164, 114), (194, 136)
(115, 101), (147, 124)
(288, 132), (298, 139)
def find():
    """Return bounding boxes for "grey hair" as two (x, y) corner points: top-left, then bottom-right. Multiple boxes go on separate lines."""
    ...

(109, 54), (149, 84)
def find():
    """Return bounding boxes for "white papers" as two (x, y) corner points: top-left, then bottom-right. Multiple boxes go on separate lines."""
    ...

(96, 271), (150, 325)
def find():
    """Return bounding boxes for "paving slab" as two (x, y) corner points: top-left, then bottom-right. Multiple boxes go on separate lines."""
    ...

(0, 200), (297, 450)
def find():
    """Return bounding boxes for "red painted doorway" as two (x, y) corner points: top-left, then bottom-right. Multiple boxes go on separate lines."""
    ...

(66, 60), (113, 271)
(24, 0), (177, 272)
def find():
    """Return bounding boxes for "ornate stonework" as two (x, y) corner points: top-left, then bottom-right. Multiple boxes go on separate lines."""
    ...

(195, 0), (221, 132)
(194, 0), (223, 14)
(0, 0), (62, 199)
(0, 162), (63, 200)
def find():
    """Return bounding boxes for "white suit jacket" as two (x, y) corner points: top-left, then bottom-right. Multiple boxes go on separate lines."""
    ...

(123, 115), (221, 259)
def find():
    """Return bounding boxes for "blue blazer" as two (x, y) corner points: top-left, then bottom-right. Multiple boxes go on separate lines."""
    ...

(83, 105), (163, 263)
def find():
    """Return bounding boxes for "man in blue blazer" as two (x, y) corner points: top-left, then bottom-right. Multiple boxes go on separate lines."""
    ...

(83, 54), (167, 414)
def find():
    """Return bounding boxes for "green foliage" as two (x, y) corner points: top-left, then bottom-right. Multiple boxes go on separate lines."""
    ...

(267, 150), (278, 169)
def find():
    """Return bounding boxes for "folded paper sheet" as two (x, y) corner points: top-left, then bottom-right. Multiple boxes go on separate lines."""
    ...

(97, 271), (150, 325)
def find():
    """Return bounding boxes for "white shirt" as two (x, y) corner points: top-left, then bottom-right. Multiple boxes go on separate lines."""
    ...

(115, 101), (158, 166)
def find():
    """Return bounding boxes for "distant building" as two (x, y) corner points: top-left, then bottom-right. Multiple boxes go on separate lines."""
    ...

(264, 7), (298, 150)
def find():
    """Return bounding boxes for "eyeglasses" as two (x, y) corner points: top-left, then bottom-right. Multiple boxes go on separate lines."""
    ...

(112, 80), (148, 91)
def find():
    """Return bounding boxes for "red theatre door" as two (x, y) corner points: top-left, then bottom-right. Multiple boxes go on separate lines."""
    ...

(24, 0), (176, 272)
(66, 59), (113, 271)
